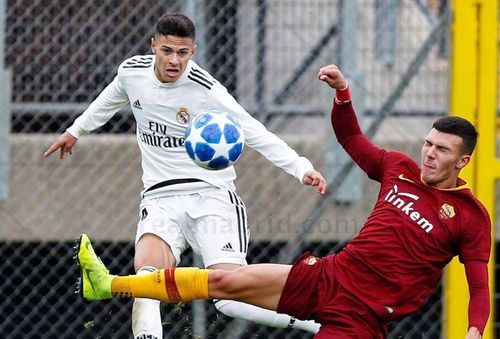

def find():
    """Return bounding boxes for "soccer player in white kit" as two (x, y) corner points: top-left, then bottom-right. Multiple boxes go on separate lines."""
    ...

(45, 13), (326, 339)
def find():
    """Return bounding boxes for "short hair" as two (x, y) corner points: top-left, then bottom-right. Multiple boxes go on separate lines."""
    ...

(155, 13), (195, 41)
(432, 116), (478, 155)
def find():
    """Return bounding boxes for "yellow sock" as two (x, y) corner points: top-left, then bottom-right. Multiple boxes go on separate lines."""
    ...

(174, 267), (210, 301)
(111, 268), (209, 302)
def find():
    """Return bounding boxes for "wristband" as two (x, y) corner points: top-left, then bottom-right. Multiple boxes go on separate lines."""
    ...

(335, 83), (351, 102)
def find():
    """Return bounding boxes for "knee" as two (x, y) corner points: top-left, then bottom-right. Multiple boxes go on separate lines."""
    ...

(134, 234), (176, 270)
(209, 269), (242, 297)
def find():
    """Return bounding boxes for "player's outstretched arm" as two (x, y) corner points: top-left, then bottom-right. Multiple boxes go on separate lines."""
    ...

(75, 234), (290, 311)
(302, 170), (327, 195)
(44, 132), (78, 159)
(464, 260), (489, 338)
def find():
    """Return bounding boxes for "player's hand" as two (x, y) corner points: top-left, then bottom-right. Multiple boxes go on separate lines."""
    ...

(302, 170), (327, 195)
(466, 327), (481, 339)
(44, 132), (78, 159)
(317, 64), (348, 90)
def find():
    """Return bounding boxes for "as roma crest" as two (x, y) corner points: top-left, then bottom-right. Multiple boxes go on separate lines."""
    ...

(304, 257), (318, 266)
(439, 203), (456, 220)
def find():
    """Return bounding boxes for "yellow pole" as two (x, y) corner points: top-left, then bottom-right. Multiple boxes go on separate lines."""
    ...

(447, 0), (498, 338)
(475, 0), (499, 336)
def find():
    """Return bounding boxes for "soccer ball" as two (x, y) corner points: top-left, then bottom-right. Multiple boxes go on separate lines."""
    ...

(185, 112), (245, 170)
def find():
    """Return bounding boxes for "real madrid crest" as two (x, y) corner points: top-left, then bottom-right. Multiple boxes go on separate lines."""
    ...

(176, 106), (190, 124)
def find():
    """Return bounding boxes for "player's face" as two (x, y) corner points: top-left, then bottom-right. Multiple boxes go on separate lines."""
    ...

(420, 128), (470, 189)
(151, 34), (196, 83)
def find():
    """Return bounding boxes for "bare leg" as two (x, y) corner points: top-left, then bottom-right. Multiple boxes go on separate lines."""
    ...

(134, 233), (176, 270)
(208, 263), (319, 333)
(133, 233), (176, 339)
(208, 264), (292, 310)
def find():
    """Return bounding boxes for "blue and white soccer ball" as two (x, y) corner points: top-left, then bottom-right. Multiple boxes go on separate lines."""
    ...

(185, 112), (245, 170)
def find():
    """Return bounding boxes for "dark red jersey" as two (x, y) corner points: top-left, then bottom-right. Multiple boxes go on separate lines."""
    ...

(331, 102), (491, 321)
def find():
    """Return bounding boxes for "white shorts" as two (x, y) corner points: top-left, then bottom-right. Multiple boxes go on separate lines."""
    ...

(135, 188), (249, 268)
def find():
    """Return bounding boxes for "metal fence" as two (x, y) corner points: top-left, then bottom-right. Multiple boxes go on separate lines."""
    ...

(0, 0), (465, 338)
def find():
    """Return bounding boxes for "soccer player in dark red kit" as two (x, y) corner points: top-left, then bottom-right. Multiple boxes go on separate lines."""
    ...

(76, 64), (491, 339)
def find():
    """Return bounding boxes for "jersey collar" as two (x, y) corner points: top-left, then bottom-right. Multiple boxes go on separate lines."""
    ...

(419, 174), (469, 191)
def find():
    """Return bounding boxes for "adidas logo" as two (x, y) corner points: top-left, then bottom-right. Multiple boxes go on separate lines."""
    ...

(133, 99), (142, 110)
(221, 243), (235, 252)
(140, 208), (148, 221)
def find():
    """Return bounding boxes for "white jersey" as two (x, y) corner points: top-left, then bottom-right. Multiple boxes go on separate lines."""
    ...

(67, 56), (313, 196)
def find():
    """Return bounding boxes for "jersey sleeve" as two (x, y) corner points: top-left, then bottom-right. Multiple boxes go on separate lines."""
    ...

(458, 205), (491, 263)
(66, 72), (129, 138)
(464, 260), (490, 334)
(208, 83), (314, 183)
(331, 101), (388, 182)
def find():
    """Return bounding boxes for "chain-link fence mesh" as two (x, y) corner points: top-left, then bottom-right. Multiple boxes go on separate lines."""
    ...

(1, 0), (493, 338)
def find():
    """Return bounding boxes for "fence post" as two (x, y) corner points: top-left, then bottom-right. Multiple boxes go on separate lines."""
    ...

(328, 0), (363, 203)
(0, 0), (11, 201)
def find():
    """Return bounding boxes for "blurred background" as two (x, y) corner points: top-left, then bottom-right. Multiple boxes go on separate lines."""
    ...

(0, 0), (498, 338)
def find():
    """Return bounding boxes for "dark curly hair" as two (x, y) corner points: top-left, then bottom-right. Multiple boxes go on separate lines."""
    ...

(155, 13), (195, 41)
(432, 116), (478, 155)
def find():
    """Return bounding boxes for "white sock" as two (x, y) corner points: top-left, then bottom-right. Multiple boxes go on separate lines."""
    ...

(132, 266), (162, 339)
(214, 299), (320, 334)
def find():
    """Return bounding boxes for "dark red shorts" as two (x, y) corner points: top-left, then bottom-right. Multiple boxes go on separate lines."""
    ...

(277, 253), (387, 338)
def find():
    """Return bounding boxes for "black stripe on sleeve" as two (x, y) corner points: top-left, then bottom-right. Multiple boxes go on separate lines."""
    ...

(189, 71), (213, 86)
(191, 67), (214, 83)
(187, 75), (213, 90)
(123, 65), (152, 69)
(126, 60), (153, 65)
